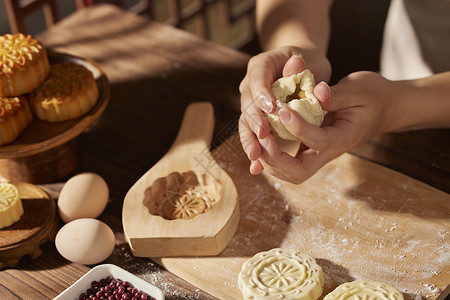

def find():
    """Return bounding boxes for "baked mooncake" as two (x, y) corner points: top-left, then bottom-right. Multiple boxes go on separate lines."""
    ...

(324, 280), (404, 300)
(0, 96), (33, 146)
(238, 248), (324, 300)
(0, 33), (50, 97)
(267, 69), (324, 141)
(30, 62), (98, 122)
(0, 182), (24, 229)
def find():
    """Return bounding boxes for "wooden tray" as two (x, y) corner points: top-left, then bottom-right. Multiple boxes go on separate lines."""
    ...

(155, 134), (450, 300)
(0, 52), (110, 183)
(0, 182), (58, 269)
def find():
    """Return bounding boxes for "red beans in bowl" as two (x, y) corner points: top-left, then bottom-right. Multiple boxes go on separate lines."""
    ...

(78, 276), (156, 300)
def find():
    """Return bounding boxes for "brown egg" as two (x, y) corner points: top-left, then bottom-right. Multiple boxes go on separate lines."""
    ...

(58, 172), (109, 223)
(55, 218), (115, 265)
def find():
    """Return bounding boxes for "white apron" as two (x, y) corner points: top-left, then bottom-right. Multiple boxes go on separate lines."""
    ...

(380, 0), (450, 80)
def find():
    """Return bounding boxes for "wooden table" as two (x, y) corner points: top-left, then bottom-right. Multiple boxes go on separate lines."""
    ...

(0, 4), (448, 300)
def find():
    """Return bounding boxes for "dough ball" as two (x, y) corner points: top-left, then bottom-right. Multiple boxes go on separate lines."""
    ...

(267, 69), (324, 141)
(238, 248), (324, 300)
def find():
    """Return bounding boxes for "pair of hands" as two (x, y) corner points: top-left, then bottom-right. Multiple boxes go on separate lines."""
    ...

(239, 46), (397, 184)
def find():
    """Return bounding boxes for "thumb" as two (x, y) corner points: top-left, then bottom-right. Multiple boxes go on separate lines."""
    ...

(315, 80), (364, 112)
(283, 56), (306, 77)
(314, 81), (341, 112)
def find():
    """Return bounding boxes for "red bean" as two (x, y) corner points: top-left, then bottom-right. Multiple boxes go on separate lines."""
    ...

(122, 293), (131, 300)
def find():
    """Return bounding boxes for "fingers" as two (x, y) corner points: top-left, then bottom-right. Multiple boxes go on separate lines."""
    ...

(278, 108), (330, 150)
(257, 134), (305, 182)
(249, 160), (264, 175)
(245, 55), (278, 114)
(278, 107), (356, 151)
(257, 133), (342, 184)
(282, 56), (306, 77)
(239, 114), (262, 161)
(238, 52), (286, 174)
(315, 79), (363, 112)
(238, 113), (265, 176)
(240, 88), (271, 140)
(238, 113), (267, 176)
(238, 51), (339, 183)
(240, 53), (308, 142)
(315, 81), (347, 113)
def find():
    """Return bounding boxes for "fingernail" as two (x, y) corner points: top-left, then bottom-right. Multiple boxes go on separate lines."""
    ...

(259, 137), (269, 149)
(278, 108), (291, 123)
(314, 81), (330, 102)
(260, 97), (273, 114)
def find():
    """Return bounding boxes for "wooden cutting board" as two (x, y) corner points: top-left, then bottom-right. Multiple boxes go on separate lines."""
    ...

(154, 134), (450, 300)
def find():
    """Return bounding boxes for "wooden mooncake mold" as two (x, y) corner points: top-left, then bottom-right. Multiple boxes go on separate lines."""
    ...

(123, 102), (239, 257)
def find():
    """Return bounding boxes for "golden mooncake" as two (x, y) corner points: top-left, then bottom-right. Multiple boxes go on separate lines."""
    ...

(30, 62), (99, 122)
(0, 96), (33, 146)
(0, 33), (50, 97)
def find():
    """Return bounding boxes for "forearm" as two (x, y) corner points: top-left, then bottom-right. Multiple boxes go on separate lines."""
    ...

(389, 71), (450, 132)
(256, 0), (333, 54)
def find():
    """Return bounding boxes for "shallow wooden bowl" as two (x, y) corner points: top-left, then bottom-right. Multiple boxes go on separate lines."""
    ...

(0, 52), (110, 183)
(0, 182), (58, 269)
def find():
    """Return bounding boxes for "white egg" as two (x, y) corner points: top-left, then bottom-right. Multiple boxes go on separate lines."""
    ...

(55, 218), (115, 265)
(58, 172), (109, 223)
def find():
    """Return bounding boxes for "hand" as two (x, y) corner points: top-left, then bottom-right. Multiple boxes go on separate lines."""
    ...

(256, 71), (398, 184)
(238, 46), (331, 175)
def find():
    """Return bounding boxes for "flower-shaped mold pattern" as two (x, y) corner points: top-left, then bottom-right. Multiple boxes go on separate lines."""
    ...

(324, 280), (404, 300)
(144, 171), (220, 220)
(238, 248), (324, 300)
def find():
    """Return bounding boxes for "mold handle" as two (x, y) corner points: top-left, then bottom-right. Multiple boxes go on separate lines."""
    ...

(171, 102), (215, 149)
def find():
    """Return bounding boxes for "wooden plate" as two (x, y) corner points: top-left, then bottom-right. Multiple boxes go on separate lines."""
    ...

(0, 182), (58, 269)
(0, 51), (110, 159)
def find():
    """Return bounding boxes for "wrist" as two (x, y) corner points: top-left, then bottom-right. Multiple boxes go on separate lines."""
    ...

(381, 80), (415, 133)
(386, 72), (450, 132)
(256, 0), (332, 54)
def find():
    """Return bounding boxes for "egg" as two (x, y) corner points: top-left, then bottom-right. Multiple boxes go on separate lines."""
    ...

(58, 172), (109, 223)
(55, 218), (115, 265)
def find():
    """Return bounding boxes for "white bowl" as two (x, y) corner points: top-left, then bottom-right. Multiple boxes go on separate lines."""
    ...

(54, 264), (164, 300)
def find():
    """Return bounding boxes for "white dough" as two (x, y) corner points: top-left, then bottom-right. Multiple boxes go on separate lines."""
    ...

(238, 248), (324, 300)
(324, 280), (404, 300)
(267, 69), (324, 141)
